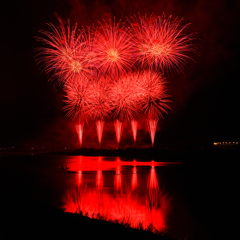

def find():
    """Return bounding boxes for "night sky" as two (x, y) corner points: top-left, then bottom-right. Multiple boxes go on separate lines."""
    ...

(0, 0), (239, 149)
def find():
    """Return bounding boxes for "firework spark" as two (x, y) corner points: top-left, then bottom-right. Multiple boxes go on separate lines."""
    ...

(62, 76), (90, 121)
(110, 72), (144, 122)
(83, 76), (112, 122)
(140, 70), (172, 120)
(91, 19), (136, 77)
(130, 14), (196, 72)
(36, 19), (93, 87)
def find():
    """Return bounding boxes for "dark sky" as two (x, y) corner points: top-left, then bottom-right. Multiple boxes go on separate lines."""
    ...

(0, 0), (239, 149)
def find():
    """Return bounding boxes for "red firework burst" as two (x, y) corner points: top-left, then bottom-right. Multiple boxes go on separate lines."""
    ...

(130, 14), (197, 72)
(62, 76), (90, 121)
(139, 70), (172, 120)
(83, 76), (112, 121)
(91, 19), (136, 78)
(110, 72), (144, 122)
(36, 19), (93, 87)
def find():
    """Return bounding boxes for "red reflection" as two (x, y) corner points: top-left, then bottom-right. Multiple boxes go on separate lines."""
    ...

(114, 164), (122, 190)
(96, 170), (103, 189)
(131, 166), (138, 190)
(148, 165), (159, 189)
(63, 164), (170, 233)
(66, 156), (181, 172)
(96, 120), (104, 146)
(77, 171), (82, 187)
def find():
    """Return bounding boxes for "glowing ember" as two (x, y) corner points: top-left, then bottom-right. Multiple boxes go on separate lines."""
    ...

(106, 48), (119, 62)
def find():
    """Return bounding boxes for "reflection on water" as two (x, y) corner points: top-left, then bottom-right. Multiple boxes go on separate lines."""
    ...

(62, 156), (178, 233)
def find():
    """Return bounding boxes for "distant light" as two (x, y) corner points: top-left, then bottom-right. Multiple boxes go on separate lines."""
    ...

(214, 141), (239, 146)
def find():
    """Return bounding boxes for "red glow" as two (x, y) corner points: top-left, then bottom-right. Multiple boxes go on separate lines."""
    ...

(77, 170), (82, 187)
(114, 164), (122, 190)
(148, 165), (159, 189)
(62, 161), (170, 233)
(131, 166), (138, 190)
(96, 170), (103, 189)
(66, 156), (180, 172)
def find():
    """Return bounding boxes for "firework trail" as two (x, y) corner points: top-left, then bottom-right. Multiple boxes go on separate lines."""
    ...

(139, 71), (172, 146)
(131, 119), (138, 145)
(130, 14), (196, 72)
(110, 72), (144, 145)
(83, 76), (112, 121)
(91, 19), (136, 78)
(110, 72), (144, 122)
(75, 122), (84, 148)
(63, 76), (90, 120)
(96, 120), (104, 147)
(114, 120), (123, 147)
(83, 76), (112, 146)
(148, 119), (158, 147)
(63, 76), (90, 147)
(36, 19), (93, 87)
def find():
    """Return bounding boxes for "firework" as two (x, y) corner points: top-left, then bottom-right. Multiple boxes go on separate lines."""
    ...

(139, 71), (171, 146)
(139, 70), (171, 119)
(62, 76), (90, 120)
(83, 76), (112, 122)
(110, 72), (144, 122)
(36, 19), (93, 87)
(36, 12), (198, 148)
(91, 19), (136, 78)
(130, 14), (196, 72)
